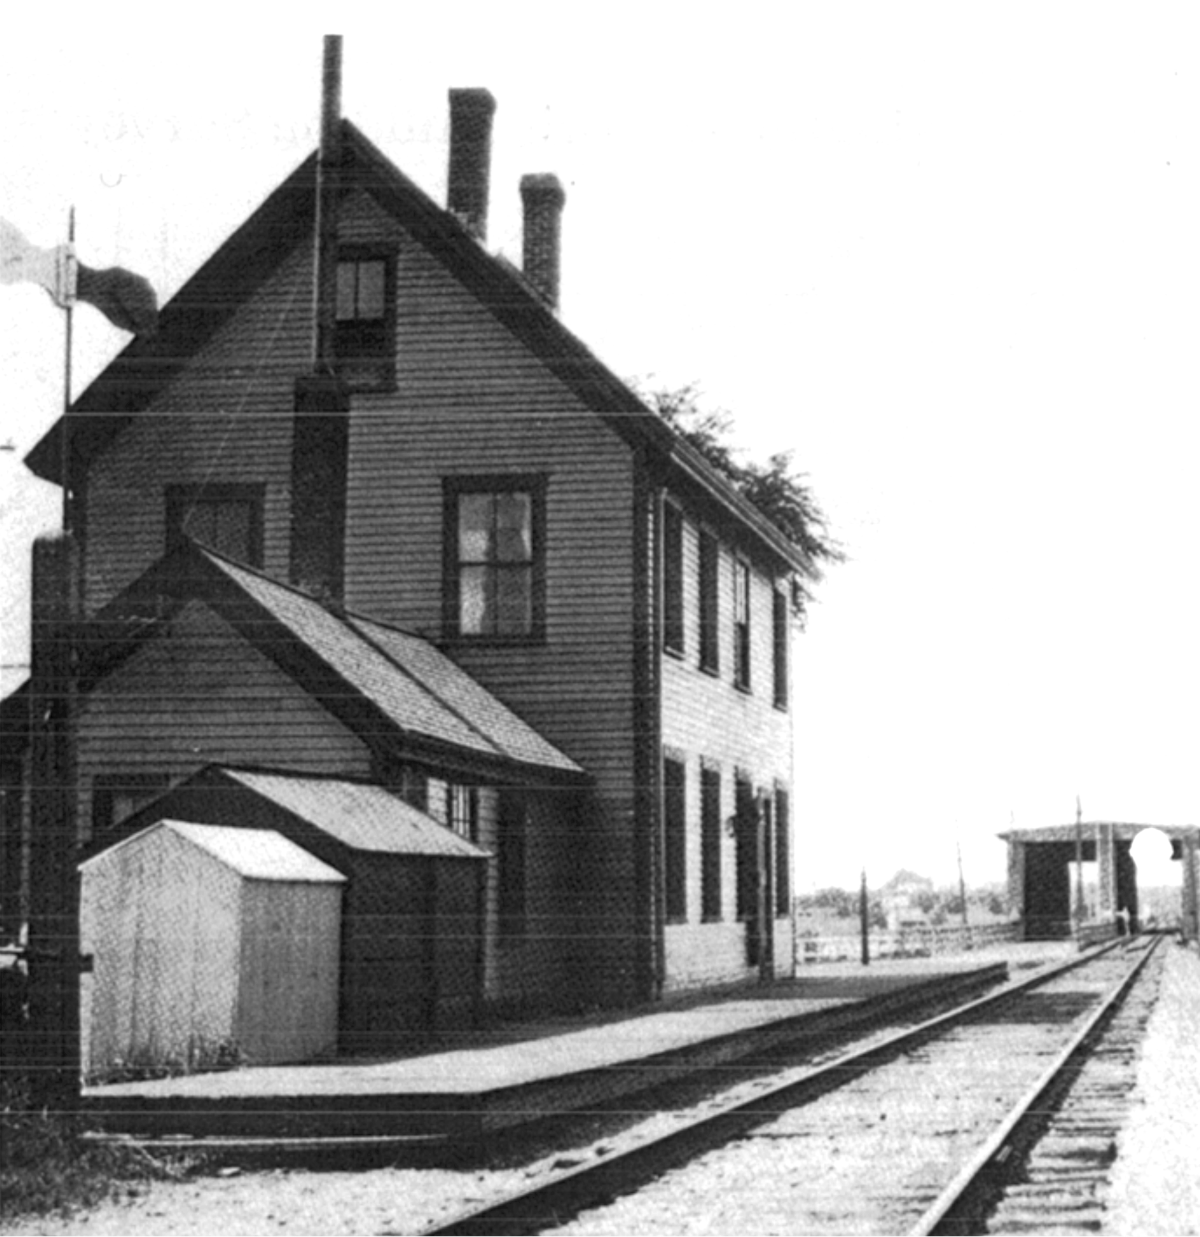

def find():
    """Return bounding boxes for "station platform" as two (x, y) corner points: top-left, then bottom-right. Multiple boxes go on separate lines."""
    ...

(81, 941), (1074, 1150)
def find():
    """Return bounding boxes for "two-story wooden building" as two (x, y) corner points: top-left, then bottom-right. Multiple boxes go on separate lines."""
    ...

(2, 88), (810, 1051)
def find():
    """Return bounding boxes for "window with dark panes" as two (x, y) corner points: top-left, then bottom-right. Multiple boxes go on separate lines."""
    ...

(663, 754), (687, 922)
(445, 478), (544, 639)
(700, 763), (722, 921)
(335, 250), (395, 388)
(699, 530), (720, 673)
(663, 503), (684, 654)
(166, 484), (263, 567)
(774, 786), (791, 916)
(734, 560), (751, 690)
(773, 587), (789, 710)
(734, 774), (757, 922)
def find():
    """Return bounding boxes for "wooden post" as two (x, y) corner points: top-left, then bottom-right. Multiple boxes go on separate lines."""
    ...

(26, 535), (81, 1113)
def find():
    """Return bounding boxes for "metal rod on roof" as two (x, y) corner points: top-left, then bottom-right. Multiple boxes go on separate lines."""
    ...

(61, 206), (75, 534)
(312, 35), (343, 372)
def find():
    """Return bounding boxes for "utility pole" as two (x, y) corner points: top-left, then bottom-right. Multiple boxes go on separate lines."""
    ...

(1074, 795), (1085, 944)
(859, 868), (870, 966)
(956, 839), (971, 946)
(26, 205), (82, 1114)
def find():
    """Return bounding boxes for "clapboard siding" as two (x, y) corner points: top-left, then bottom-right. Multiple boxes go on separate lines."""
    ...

(658, 502), (794, 989)
(75, 601), (370, 840)
(81, 242), (312, 613)
(336, 214), (643, 1001)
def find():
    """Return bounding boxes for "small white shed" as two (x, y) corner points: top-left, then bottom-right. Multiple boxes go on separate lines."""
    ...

(80, 819), (345, 1079)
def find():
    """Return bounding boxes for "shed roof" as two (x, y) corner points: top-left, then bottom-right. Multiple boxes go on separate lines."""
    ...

(82, 820), (346, 883)
(220, 768), (489, 859)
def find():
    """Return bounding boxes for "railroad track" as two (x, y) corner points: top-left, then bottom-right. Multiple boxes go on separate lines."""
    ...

(422, 937), (1162, 1236)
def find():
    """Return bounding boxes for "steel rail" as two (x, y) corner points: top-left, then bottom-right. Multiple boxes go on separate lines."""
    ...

(909, 934), (1161, 1236)
(420, 939), (1133, 1237)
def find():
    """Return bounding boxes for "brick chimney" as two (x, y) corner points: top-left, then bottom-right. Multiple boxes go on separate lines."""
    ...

(447, 89), (496, 241)
(520, 174), (565, 310)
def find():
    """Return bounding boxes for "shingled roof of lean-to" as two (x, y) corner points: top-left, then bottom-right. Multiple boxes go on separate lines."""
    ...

(216, 768), (490, 859)
(82, 542), (581, 785)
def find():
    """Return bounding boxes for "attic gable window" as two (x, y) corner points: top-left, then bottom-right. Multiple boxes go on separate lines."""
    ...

(166, 483), (264, 567)
(444, 476), (546, 641)
(334, 248), (396, 390)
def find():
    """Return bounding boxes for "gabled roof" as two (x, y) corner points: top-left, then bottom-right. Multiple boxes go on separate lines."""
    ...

(80, 819), (348, 883)
(84, 540), (587, 784)
(25, 119), (808, 574)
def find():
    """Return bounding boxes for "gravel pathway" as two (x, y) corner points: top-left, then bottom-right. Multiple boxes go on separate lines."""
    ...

(1104, 941), (1200, 1235)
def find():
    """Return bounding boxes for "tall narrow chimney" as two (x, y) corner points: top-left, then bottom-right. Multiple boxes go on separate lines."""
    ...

(520, 174), (565, 310)
(447, 89), (496, 240)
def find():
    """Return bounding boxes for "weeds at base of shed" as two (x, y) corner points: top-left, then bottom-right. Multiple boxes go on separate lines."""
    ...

(0, 1073), (209, 1223)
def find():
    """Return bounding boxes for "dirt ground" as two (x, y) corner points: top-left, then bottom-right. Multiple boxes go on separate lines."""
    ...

(7, 940), (1199, 1236)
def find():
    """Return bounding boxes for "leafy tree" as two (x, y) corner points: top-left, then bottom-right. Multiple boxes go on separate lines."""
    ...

(640, 383), (843, 621)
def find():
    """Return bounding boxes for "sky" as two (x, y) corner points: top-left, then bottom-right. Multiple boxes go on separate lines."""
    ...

(2, 7), (1198, 892)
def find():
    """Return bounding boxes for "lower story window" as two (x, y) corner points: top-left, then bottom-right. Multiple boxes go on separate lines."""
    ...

(664, 754), (687, 923)
(700, 763), (722, 921)
(449, 783), (479, 842)
(774, 787), (791, 916)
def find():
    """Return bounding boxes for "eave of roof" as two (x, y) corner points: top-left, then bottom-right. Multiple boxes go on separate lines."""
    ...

(80, 540), (587, 785)
(26, 120), (808, 575)
(997, 822), (1200, 842)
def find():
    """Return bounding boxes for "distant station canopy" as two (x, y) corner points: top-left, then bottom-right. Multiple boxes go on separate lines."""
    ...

(998, 821), (1199, 942)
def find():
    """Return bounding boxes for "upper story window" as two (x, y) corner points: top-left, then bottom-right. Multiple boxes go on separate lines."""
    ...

(335, 249), (395, 390)
(444, 476), (546, 641)
(699, 530), (720, 674)
(733, 560), (751, 690)
(663, 502), (684, 656)
(773, 587), (789, 710)
(166, 483), (264, 567)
